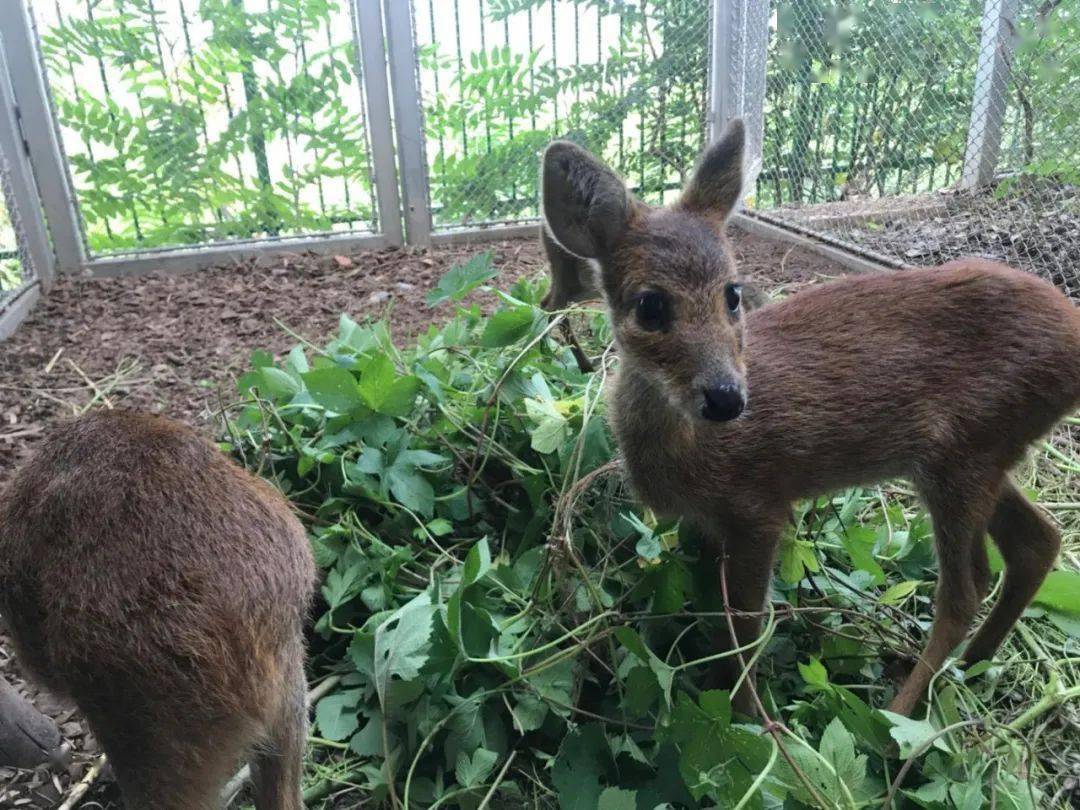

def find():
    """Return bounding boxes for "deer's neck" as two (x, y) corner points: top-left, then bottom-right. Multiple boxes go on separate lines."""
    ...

(609, 361), (697, 516)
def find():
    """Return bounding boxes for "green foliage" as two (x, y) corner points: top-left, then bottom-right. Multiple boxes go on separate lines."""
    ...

(418, 0), (712, 225)
(40, 0), (375, 253)
(226, 262), (1080, 808)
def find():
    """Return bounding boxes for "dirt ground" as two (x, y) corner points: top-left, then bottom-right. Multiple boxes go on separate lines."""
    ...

(0, 227), (844, 808)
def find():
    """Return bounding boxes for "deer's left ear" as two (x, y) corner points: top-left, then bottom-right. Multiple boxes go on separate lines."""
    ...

(679, 118), (745, 224)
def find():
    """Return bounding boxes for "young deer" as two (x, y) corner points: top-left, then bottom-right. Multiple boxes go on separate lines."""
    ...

(540, 120), (1080, 717)
(0, 410), (316, 809)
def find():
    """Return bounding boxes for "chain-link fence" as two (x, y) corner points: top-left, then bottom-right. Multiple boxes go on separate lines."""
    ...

(32, 0), (382, 256)
(412, 0), (714, 230)
(751, 0), (1079, 298)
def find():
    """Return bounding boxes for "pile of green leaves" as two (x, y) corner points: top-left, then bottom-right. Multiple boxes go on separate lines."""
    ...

(226, 258), (1080, 809)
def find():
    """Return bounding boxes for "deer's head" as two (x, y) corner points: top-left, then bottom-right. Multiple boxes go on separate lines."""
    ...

(541, 120), (748, 422)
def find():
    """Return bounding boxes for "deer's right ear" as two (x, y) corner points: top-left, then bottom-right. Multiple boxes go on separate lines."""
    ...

(541, 141), (630, 259)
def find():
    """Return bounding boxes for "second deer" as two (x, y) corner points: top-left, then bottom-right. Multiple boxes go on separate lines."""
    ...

(540, 120), (1080, 717)
(0, 410), (316, 809)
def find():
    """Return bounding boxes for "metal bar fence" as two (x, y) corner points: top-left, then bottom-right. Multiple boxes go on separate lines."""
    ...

(0, 0), (1075, 305)
(24, 0), (390, 260)
(408, 0), (714, 232)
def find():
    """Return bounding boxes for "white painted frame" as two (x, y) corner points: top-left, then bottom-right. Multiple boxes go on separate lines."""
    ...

(0, 19), (54, 340)
(383, 0), (432, 247)
(962, 0), (1018, 188)
(709, 0), (769, 190)
(0, 0), (84, 274)
(0, 0), (404, 283)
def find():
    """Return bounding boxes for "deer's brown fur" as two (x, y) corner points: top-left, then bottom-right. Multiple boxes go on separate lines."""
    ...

(0, 410), (316, 809)
(541, 120), (1080, 717)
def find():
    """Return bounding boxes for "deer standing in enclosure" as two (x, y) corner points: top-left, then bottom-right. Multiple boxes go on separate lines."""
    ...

(0, 410), (316, 809)
(540, 120), (1080, 717)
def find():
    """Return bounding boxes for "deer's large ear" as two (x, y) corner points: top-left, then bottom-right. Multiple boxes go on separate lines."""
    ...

(541, 141), (630, 259)
(679, 118), (745, 224)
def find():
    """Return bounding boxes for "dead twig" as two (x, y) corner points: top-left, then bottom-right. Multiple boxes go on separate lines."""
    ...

(57, 753), (108, 810)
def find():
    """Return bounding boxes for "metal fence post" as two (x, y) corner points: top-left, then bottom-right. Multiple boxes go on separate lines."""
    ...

(354, 0), (404, 247)
(709, 0), (767, 203)
(0, 0), (85, 273)
(383, 0), (431, 247)
(740, 1), (769, 192)
(962, 0), (1018, 188)
(708, 0), (737, 142)
(0, 34), (53, 291)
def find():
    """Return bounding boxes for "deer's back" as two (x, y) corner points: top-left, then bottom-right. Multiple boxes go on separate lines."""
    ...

(618, 262), (1080, 518)
(0, 410), (315, 725)
(735, 262), (1080, 494)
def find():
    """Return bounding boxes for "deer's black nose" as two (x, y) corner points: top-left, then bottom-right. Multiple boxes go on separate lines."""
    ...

(701, 384), (745, 422)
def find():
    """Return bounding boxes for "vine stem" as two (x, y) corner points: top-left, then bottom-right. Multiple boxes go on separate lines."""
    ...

(1003, 682), (1080, 735)
(882, 719), (983, 809)
(719, 557), (833, 810)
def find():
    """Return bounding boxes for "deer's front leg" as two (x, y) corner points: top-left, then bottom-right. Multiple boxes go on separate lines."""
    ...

(705, 518), (782, 717)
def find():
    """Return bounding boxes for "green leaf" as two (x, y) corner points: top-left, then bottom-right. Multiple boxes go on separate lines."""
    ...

(552, 724), (611, 810)
(1032, 569), (1080, 615)
(302, 367), (364, 414)
(481, 305), (534, 347)
(880, 579), (921, 605)
(358, 354), (421, 416)
(841, 525), (885, 584)
(614, 627), (674, 707)
(462, 537), (492, 587)
(597, 788), (637, 810)
(511, 694), (548, 732)
(455, 747), (498, 788)
(258, 366), (300, 398)
(524, 397), (568, 454)
(426, 518), (454, 537)
(427, 251), (496, 306)
(818, 718), (873, 801)
(373, 593), (437, 706)
(349, 711), (385, 756)
(387, 466), (435, 517)
(314, 689), (362, 741)
(879, 711), (951, 758)
(799, 657), (829, 689)
(779, 529), (820, 584)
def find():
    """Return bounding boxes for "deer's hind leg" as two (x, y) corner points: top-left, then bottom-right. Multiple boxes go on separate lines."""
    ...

(88, 710), (249, 810)
(250, 652), (309, 810)
(963, 480), (1060, 665)
(889, 467), (1002, 717)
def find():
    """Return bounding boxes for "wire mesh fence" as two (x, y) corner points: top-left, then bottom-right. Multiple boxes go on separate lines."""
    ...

(33, 0), (381, 257)
(751, 0), (1080, 298)
(412, 0), (714, 230)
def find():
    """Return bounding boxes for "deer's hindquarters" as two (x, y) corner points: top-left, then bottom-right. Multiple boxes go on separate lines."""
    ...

(0, 410), (316, 810)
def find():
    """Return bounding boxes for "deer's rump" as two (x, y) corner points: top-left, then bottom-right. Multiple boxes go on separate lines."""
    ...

(731, 261), (1080, 499)
(0, 411), (315, 724)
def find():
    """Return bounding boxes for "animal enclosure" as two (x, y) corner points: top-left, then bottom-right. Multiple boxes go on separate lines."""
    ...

(1, 0), (1079, 328)
(0, 1), (1079, 809)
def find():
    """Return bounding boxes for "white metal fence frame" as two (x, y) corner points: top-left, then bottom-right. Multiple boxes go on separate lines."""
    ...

(0, 8), (52, 341)
(0, 0), (405, 282)
(0, 0), (1062, 340)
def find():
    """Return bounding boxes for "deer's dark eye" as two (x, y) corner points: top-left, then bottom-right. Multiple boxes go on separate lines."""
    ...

(724, 283), (742, 314)
(635, 291), (670, 331)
